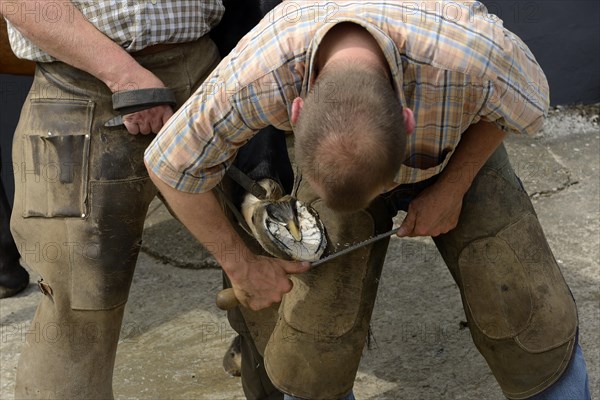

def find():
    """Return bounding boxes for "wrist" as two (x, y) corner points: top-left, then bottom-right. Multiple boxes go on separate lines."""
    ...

(437, 166), (475, 197)
(94, 53), (134, 92)
(217, 243), (256, 281)
(101, 59), (164, 94)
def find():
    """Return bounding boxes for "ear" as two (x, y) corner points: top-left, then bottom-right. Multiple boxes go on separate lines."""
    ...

(403, 107), (415, 135)
(291, 97), (304, 125)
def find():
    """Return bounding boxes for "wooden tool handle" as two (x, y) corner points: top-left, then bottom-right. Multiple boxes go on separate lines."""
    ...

(216, 288), (240, 310)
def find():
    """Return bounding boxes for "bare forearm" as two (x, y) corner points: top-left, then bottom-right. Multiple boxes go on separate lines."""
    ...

(397, 121), (507, 237)
(438, 120), (507, 194)
(146, 169), (253, 277)
(1, 0), (157, 91)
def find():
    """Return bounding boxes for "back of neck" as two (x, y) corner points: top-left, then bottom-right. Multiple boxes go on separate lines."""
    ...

(316, 22), (389, 78)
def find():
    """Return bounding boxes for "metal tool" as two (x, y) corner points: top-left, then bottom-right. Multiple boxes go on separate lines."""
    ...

(226, 164), (268, 200)
(104, 115), (124, 127)
(215, 227), (401, 310)
(310, 227), (400, 267)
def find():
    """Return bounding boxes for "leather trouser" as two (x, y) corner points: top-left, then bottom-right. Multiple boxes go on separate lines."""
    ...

(233, 144), (578, 400)
(429, 145), (577, 399)
(10, 37), (220, 399)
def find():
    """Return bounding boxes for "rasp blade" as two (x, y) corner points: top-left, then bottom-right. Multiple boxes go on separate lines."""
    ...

(310, 227), (400, 268)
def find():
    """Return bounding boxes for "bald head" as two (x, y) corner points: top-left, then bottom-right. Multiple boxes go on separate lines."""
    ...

(295, 61), (407, 212)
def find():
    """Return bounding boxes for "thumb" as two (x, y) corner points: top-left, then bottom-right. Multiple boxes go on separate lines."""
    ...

(397, 210), (416, 237)
(162, 106), (174, 124)
(281, 260), (311, 275)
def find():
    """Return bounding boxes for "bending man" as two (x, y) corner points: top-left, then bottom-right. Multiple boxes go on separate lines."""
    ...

(145, 2), (590, 399)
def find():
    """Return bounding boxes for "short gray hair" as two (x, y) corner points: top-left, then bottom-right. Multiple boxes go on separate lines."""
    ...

(295, 61), (407, 212)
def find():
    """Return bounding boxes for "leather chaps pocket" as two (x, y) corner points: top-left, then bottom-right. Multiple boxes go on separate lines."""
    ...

(20, 98), (94, 218)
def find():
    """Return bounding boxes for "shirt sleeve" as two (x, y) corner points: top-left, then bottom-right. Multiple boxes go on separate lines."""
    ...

(480, 31), (550, 135)
(144, 68), (293, 193)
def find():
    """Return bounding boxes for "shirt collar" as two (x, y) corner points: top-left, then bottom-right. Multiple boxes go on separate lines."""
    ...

(302, 18), (407, 109)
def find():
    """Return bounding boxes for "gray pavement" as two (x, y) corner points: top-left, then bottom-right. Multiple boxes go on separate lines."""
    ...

(1, 106), (599, 399)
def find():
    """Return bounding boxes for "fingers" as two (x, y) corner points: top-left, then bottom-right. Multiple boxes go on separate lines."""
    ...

(237, 260), (306, 311)
(241, 277), (294, 311)
(123, 114), (151, 135)
(150, 116), (163, 134)
(122, 105), (173, 135)
(123, 118), (140, 135)
(280, 260), (311, 275)
(161, 108), (174, 127)
(281, 276), (294, 295)
(397, 209), (417, 237)
(396, 208), (460, 237)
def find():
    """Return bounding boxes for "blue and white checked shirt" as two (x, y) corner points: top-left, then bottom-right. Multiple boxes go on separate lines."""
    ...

(6, 0), (224, 62)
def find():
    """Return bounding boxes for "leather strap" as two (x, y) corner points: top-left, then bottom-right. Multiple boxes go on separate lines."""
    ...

(111, 88), (176, 115)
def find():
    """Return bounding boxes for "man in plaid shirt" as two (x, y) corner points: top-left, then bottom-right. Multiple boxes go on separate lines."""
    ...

(146, 1), (590, 399)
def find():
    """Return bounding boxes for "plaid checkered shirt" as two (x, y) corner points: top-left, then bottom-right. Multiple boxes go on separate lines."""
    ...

(144, 0), (550, 193)
(6, 0), (224, 62)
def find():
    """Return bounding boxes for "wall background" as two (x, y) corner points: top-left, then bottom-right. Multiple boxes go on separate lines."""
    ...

(1, 1), (599, 204)
(489, 0), (599, 105)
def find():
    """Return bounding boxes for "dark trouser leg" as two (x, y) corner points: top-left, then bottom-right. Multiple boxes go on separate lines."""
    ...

(220, 124), (294, 399)
(432, 145), (579, 399)
(0, 155), (29, 297)
(240, 333), (285, 400)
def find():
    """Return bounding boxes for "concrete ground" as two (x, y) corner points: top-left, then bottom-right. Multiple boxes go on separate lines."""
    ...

(1, 106), (598, 399)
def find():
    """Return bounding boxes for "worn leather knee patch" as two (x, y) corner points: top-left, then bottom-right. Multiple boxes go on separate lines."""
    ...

(461, 235), (533, 340)
(458, 214), (578, 398)
(19, 98), (94, 218)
